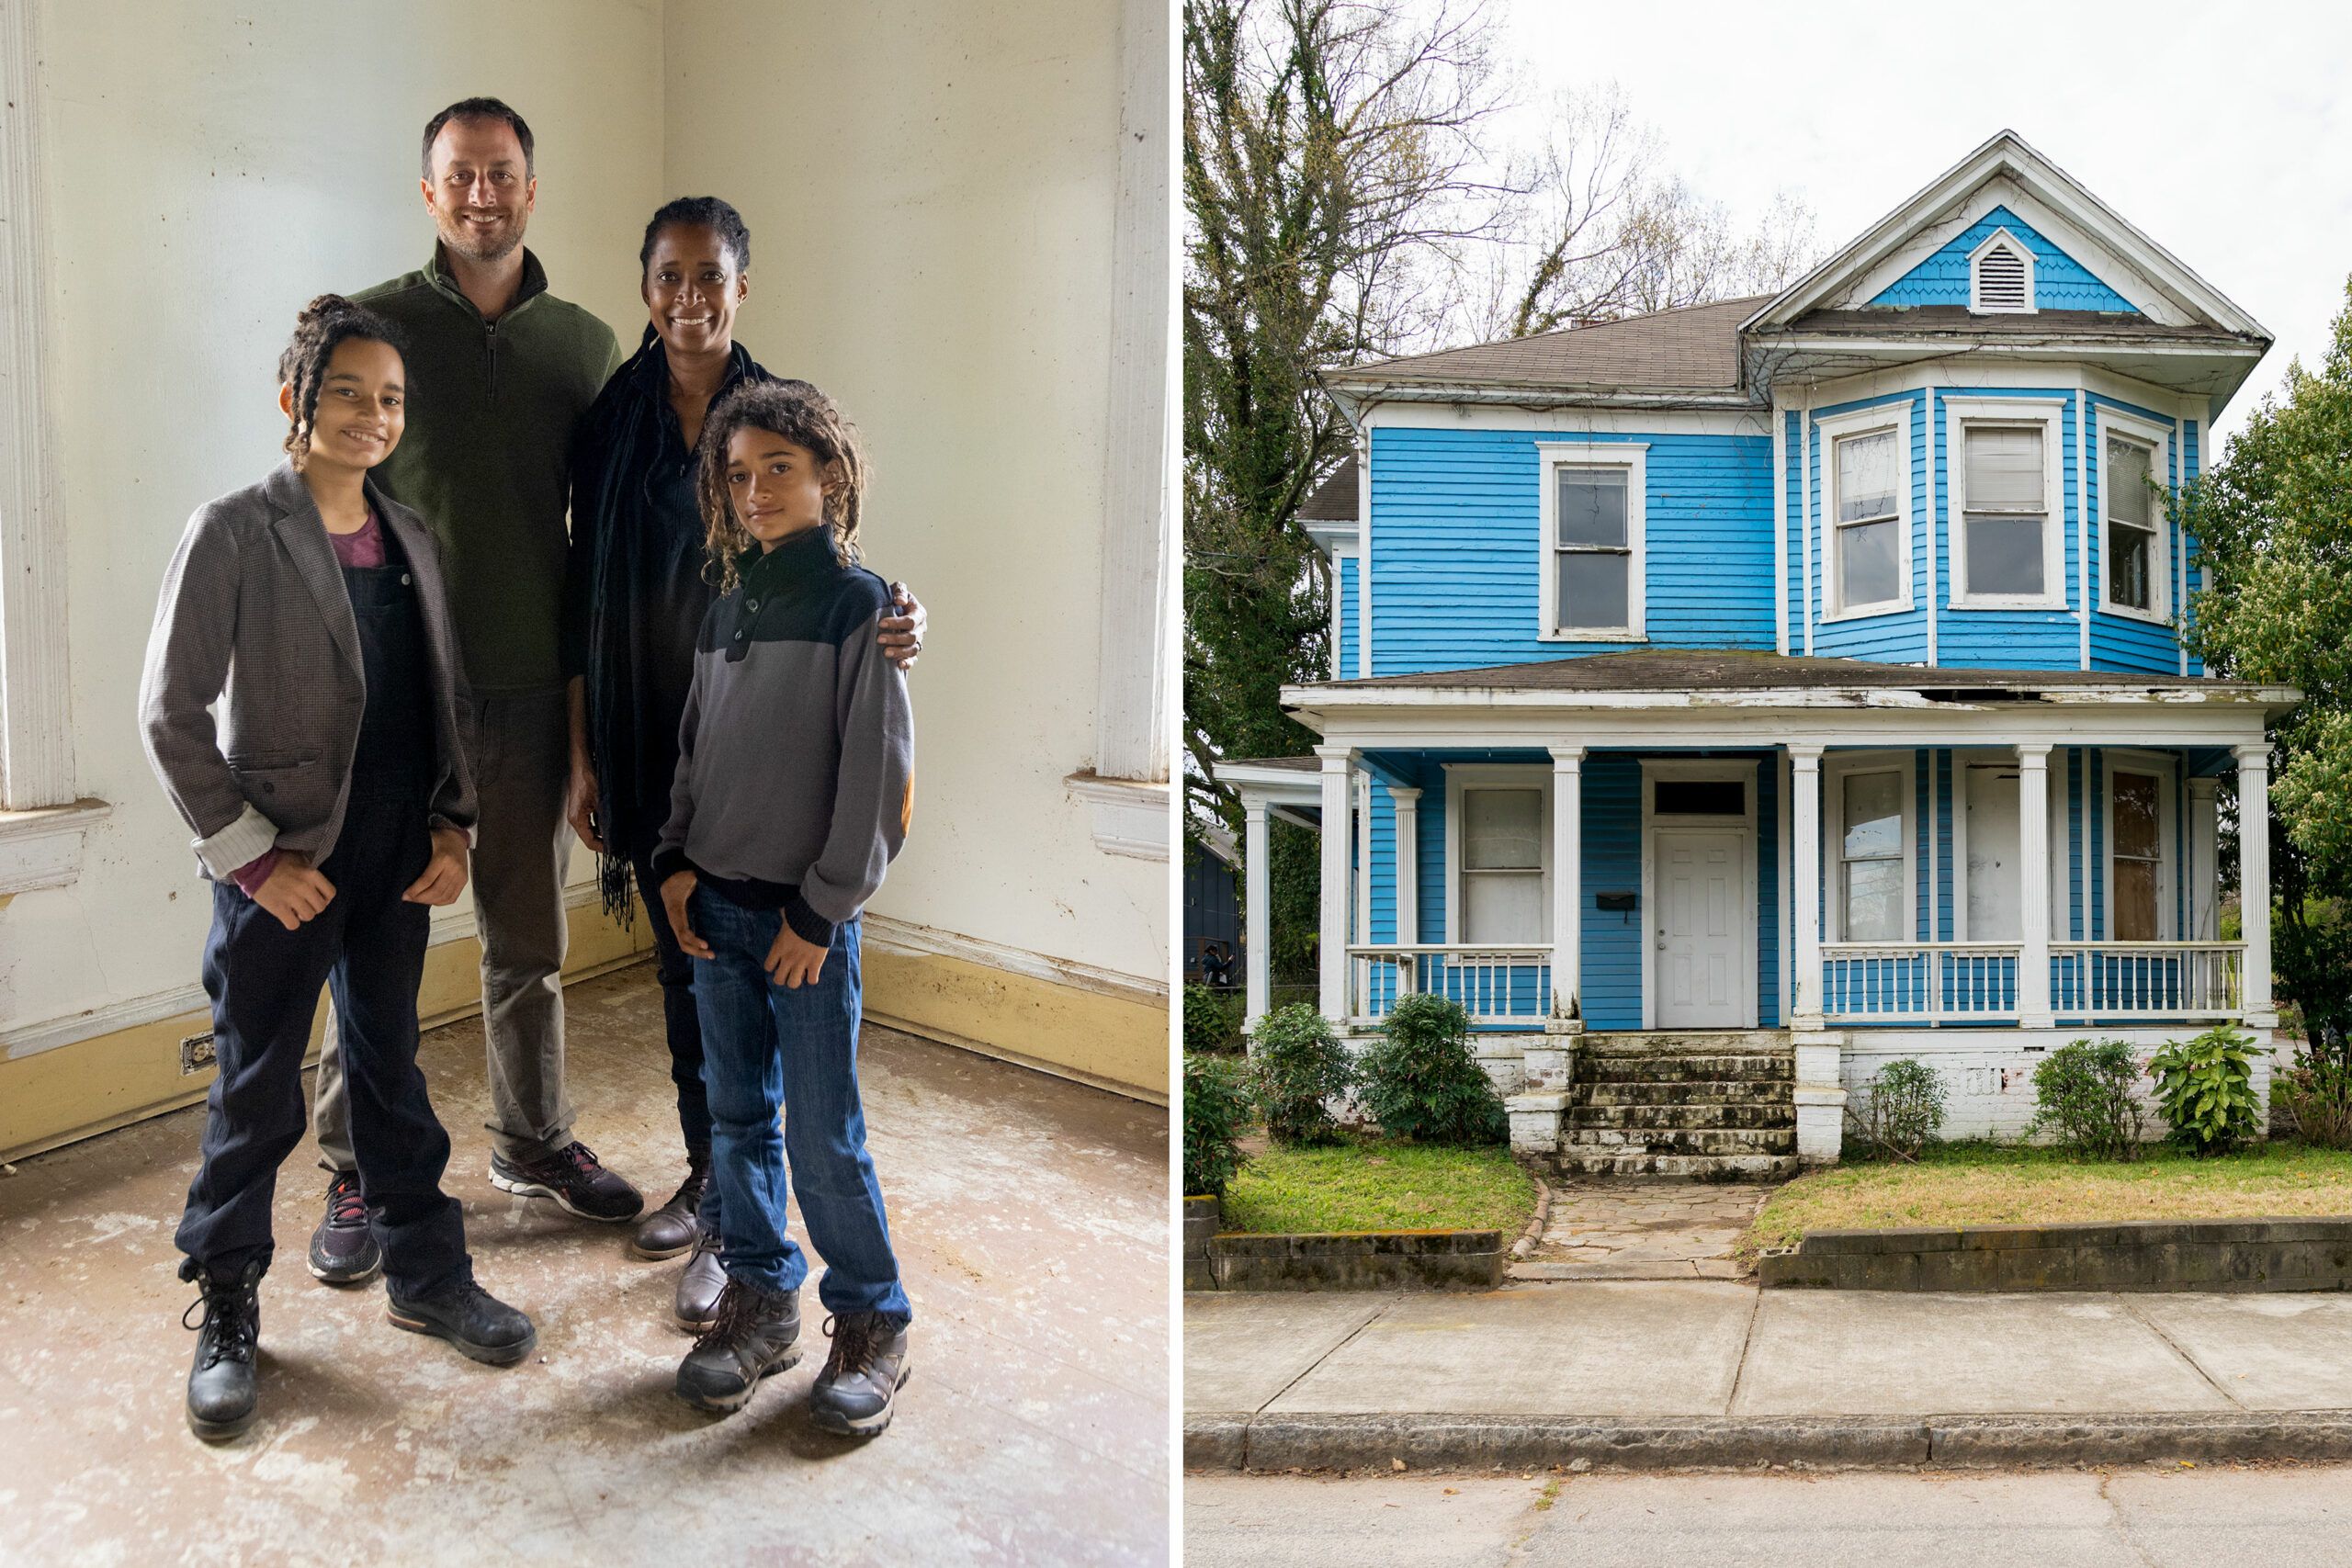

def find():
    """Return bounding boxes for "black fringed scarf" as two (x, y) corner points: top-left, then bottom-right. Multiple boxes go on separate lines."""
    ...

(573, 328), (773, 924)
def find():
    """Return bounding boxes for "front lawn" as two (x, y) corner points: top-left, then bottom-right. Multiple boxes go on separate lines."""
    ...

(1745, 1140), (2352, 1258)
(1217, 1134), (1537, 1235)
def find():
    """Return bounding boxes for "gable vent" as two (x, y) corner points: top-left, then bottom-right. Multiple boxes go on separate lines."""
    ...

(1973, 241), (2030, 312)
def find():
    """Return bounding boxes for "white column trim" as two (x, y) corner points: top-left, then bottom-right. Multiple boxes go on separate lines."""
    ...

(2077, 389), (2092, 671)
(1354, 772), (1372, 946)
(2187, 774), (2219, 942)
(0, 3), (74, 808)
(2237, 742), (2275, 1021)
(1924, 386), (1939, 666)
(1355, 433), (1372, 678)
(1243, 796), (1272, 1031)
(1790, 743), (1824, 1027)
(1772, 396), (1788, 656)
(2017, 742), (2054, 1026)
(1549, 748), (1583, 1024)
(1317, 746), (1354, 1021)
(1801, 405), (1815, 656)
(1389, 785), (1420, 945)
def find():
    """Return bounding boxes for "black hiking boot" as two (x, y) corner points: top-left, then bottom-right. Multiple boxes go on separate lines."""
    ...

(808, 1312), (912, 1438)
(180, 1257), (264, 1442)
(489, 1139), (644, 1223)
(673, 1278), (801, 1413)
(385, 1277), (537, 1365)
(630, 1147), (710, 1260)
(306, 1168), (382, 1286)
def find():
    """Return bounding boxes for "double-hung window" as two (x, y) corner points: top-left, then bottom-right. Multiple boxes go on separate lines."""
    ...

(1536, 444), (1646, 639)
(1838, 768), (1908, 942)
(1825, 419), (1905, 615)
(1460, 787), (1544, 943)
(1950, 400), (2064, 608)
(2097, 412), (2170, 621)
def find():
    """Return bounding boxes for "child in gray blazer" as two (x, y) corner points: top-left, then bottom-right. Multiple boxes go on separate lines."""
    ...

(139, 296), (534, 1443)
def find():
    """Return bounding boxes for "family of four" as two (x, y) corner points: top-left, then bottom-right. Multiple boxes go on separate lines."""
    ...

(137, 97), (923, 1443)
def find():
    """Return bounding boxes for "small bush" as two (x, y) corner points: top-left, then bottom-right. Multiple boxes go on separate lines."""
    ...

(1249, 1004), (1355, 1145)
(1182, 1052), (1254, 1197)
(2149, 1025), (2263, 1157)
(1183, 983), (1244, 1055)
(1846, 1057), (1947, 1161)
(2029, 1039), (2143, 1160)
(1355, 994), (1507, 1145)
(2275, 1051), (2352, 1148)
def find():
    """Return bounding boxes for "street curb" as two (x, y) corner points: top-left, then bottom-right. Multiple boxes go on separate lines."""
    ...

(1185, 1410), (2352, 1472)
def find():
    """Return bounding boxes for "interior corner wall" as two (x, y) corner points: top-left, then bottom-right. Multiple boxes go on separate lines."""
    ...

(660, 3), (1170, 1045)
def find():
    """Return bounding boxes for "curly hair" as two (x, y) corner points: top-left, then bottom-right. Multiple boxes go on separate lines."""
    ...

(420, 96), (534, 178)
(277, 295), (409, 469)
(639, 195), (751, 276)
(695, 379), (868, 592)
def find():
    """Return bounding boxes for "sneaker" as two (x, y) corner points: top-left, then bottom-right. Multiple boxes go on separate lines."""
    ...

(630, 1147), (710, 1260)
(808, 1312), (911, 1438)
(489, 1140), (644, 1223)
(673, 1227), (727, 1332)
(674, 1278), (802, 1413)
(385, 1277), (537, 1365)
(306, 1169), (383, 1286)
(180, 1257), (264, 1442)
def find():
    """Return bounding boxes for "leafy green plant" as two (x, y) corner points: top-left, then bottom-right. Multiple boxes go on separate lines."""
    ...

(1182, 1052), (1255, 1197)
(1846, 1057), (1947, 1162)
(2149, 1025), (2263, 1156)
(1248, 1003), (1355, 1145)
(1354, 994), (1507, 1145)
(2274, 1050), (2352, 1148)
(1183, 982), (1244, 1055)
(2028, 1039), (2144, 1160)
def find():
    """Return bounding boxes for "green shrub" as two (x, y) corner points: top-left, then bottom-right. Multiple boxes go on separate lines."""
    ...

(2028, 1039), (2144, 1160)
(1183, 982), (1244, 1055)
(1846, 1057), (1947, 1161)
(1182, 1052), (1254, 1197)
(2275, 1050), (2352, 1148)
(2149, 1025), (2263, 1156)
(1355, 994), (1507, 1145)
(1249, 1004), (1355, 1145)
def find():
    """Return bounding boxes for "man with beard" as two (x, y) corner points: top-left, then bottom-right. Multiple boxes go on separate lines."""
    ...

(304, 97), (639, 1276)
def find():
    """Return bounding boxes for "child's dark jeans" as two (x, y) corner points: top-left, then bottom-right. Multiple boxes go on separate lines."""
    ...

(689, 891), (910, 1321)
(173, 776), (471, 1299)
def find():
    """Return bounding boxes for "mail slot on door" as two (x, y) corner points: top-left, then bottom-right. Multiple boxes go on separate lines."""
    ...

(1595, 891), (1637, 916)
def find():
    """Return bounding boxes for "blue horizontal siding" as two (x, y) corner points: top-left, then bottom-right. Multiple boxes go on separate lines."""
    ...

(1867, 206), (2138, 313)
(1810, 390), (1931, 664)
(1932, 389), (2083, 668)
(1367, 426), (1775, 675)
(1584, 756), (1643, 1028)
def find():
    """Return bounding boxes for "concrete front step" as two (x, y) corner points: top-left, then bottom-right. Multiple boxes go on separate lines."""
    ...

(1583, 1055), (1794, 1083)
(1562, 1126), (1798, 1156)
(1547, 1150), (1803, 1179)
(1576, 1031), (1792, 1055)
(1566, 1102), (1795, 1133)
(1583, 1080), (1791, 1107)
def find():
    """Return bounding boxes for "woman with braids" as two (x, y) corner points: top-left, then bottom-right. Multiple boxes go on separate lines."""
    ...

(652, 379), (915, 1437)
(140, 296), (535, 1441)
(561, 197), (924, 1323)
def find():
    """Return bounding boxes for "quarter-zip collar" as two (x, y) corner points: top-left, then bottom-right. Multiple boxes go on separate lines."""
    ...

(422, 243), (551, 325)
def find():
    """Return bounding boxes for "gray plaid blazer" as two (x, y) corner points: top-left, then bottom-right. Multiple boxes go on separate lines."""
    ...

(138, 460), (477, 880)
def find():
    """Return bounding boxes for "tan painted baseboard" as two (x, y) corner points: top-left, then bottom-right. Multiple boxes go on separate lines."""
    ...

(862, 945), (1170, 1102)
(0, 901), (650, 1164)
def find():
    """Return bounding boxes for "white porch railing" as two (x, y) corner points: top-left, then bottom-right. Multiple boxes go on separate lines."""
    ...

(1821, 942), (2021, 1023)
(1347, 945), (1551, 1026)
(2052, 942), (2244, 1020)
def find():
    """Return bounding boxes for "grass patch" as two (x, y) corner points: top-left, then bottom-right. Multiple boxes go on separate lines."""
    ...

(1218, 1134), (1536, 1235)
(1745, 1139), (2352, 1259)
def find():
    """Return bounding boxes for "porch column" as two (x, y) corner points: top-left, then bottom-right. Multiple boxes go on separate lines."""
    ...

(1549, 748), (1583, 1024)
(1243, 796), (1271, 1031)
(2188, 776), (2219, 942)
(1317, 745), (1354, 1023)
(1790, 744), (1824, 1028)
(2238, 743), (2276, 1022)
(2017, 743), (2054, 1028)
(1388, 786), (1420, 949)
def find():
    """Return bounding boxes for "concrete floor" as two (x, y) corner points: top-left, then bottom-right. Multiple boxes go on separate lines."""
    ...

(0, 963), (1170, 1566)
(1510, 1179), (1774, 1281)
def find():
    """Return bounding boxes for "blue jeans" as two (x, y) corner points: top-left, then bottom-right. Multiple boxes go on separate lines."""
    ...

(689, 891), (910, 1321)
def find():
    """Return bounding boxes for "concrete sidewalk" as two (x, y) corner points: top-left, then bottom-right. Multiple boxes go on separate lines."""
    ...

(1185, 1282), (2352, 1471)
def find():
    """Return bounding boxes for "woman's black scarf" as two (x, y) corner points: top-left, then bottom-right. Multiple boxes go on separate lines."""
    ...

(574, 327), (769, 924)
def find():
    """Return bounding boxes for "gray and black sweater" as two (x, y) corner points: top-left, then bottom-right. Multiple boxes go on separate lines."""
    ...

(650, 525), (914, 946)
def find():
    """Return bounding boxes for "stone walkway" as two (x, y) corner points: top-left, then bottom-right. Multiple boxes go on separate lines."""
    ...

(1509, 1178), (1779, 1280)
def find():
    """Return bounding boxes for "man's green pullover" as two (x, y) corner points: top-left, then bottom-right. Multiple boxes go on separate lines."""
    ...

(354, 246), (623, 696)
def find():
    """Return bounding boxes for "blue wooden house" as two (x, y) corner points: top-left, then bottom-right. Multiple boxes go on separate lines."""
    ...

(1216, 132), (2297, 1170)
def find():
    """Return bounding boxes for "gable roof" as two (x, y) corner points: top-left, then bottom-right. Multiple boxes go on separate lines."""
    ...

(1321, 295), (1766, 401)
(1297, 457), (1359, 522)
(1743, 130), (2268, 341)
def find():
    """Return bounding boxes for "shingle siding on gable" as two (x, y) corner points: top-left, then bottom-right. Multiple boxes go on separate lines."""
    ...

(1866, 206), (2139, 313)
(1367, 425), (1775, 675)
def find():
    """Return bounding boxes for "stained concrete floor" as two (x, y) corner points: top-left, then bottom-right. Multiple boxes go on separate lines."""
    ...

(1510, 1179), (1776, 1281)
(0, 962), (1170, 1566)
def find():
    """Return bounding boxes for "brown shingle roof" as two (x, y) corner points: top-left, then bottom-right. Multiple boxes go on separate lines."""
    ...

(1326, 296), (1771, 394)
(1296, 458), (1357, 522)
(1313, 649), (2270, 695)
(1779, 306), (2257, 345)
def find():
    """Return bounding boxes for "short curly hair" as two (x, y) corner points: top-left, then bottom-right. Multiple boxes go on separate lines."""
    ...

(639, 195), (751, 276)
(277, 295), (408, 469)
(695, 379), (869, 591)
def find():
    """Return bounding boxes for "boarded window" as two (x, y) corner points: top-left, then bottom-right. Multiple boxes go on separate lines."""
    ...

(2112, 769), (2163, 941)
(2106, 437), (2157, 612)
(1835, 429), (1902, 610)
(1463, 788), (1544, 943)
(1963, 424), (2047, 597)
(1840, 771), (1906, 942)
(1554, 468), (1632, 632)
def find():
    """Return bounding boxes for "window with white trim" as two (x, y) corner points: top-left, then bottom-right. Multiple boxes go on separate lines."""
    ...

(1950, 404), (2065, 608)
(1536, 443), (1646, 639)
(1831, 426), (1903, 613)
(2108, 764), (2169, 941)
(1460, 786), (1545, 943)
(1838, 768), (1908, 942)
(2104, 436), (2156, 614)
(1970, 230), (2035, 314)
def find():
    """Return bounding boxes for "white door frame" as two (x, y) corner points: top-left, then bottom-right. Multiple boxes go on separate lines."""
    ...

(1640, 759), (1760, 1029)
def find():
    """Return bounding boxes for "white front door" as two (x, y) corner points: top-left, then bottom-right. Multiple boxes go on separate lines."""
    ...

(1654, 828), (1749, 1027)
(1964, 762), (2021, 941)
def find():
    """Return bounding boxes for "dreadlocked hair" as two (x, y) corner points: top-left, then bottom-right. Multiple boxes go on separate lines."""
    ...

(695, 378), (868, 592)
(277, 295), (408, 469)
(639, 195), (751, 276)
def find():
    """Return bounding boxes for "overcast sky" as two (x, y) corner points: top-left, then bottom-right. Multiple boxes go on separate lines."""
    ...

(1491, 0), (2351, 445)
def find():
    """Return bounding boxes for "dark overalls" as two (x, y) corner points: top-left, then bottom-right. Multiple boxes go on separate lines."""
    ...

(174, 529), (472, 1298)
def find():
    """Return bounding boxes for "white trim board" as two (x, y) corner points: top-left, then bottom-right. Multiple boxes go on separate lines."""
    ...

(1359, 404), (1772, 437)
(862, 912), (1169, 1003)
